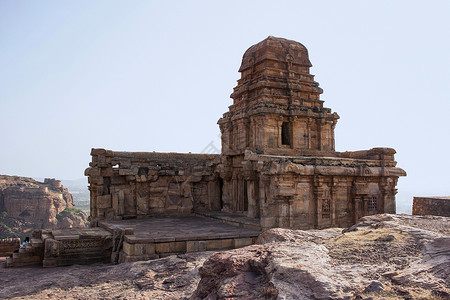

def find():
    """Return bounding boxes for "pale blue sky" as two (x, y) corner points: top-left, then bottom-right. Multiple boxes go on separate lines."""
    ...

(1, 1), (449, 212)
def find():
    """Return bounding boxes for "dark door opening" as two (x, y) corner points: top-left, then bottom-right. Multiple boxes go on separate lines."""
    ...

(282, 122), (291, 146)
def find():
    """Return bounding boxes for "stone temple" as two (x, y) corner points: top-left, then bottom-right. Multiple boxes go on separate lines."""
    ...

(5, 37), (407, 267)
(86, 36), (406, 230)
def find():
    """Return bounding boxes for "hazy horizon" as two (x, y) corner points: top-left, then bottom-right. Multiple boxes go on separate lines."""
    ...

(1, 1), (449, 214)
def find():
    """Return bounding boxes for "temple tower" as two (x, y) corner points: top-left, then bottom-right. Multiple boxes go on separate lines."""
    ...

(218, 36), (340, 156)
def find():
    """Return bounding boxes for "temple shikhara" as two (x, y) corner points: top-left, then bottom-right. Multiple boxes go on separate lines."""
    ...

(86, 36), (406, 230)
(5, 37), (407, 267)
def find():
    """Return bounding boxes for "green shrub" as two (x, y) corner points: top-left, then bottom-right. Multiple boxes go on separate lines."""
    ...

(56, 206), (84, 220)
(64, 207), (83, 215)
(0, 222), (13, 239)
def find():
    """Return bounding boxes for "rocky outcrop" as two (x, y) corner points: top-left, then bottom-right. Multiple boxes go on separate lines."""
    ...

(0, 251), (212, 299)
(0, 175), (88, 238)
(192, 214), (450, 299)
(55, 210), (88, 229)
(0, 214), (448, 299)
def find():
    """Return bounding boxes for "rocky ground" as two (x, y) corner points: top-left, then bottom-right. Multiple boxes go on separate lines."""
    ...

(0, 214), (449, 299)
(0, 252), (212, 299)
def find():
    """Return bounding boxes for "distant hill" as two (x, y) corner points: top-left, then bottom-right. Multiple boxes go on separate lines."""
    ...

(61, 177), (88, 189)
(34, 177), (90, 213)
(60, 178), (90, 214)
(0, 175), (88, 239)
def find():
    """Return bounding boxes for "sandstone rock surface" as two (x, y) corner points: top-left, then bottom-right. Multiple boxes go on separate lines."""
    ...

(0, 214), (448, 299)
(0, 175), (88, 239)
(0, 252), (212, 299)
(192, 214), (449, 299)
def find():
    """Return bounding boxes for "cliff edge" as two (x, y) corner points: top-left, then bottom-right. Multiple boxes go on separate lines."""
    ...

(0, 175), (88, 239)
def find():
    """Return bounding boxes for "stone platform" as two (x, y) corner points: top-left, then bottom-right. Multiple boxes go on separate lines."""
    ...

(3, 227), (112, 268)
(4, 215), (261, 267)
(195, 211), (261, 230)
(98, 215), (261, 262)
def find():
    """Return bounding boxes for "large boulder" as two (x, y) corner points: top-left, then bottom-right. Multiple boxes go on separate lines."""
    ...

(191, 214), (450, 299)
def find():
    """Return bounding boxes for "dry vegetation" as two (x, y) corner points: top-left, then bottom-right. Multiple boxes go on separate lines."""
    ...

(326, 227), (421, 268)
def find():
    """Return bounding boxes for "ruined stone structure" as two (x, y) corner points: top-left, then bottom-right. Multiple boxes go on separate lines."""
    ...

(413, 197), (450, 217)
(86, 151), (220, 223)
(0, 238), (20, 257)
(86, 36), (406, 230)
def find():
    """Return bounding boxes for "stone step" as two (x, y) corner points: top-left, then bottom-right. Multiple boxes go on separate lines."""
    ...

(31, 238), (44, 248)
(25, 243), (34, 253)
(11, 260), (41, 267)
(16, 249), (35, 257)
(195, 211), (262, 231)
(41, 233), (52, 241)
(13, 254), (41, 264)
(43, 255), (111, 267)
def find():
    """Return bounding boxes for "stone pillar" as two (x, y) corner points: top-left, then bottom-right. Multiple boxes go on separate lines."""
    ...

(307, 118), (312, 149)
(258, 176), (268, 225)
(278, 198), (290, 228)
(112, 189), (119, 217)
(246, 180), (258, 218)
(331, 122), (336, 151)
(89, 186), (97, 219)
(239, 179), (247, 211)
(353, 196), (362, 224)
(232, 178), (239, 212)
(313, 184), (321, 228)
(221, 179), (233, 212)
(259, 174), (274, 229)
(118, 190), (125, 216)
(381, 178), (397, 214)
(331, 180), (337, 227)
(288, 199), (295, 228)
(318, 120), (323, 151)
(277, 117), (282, 148)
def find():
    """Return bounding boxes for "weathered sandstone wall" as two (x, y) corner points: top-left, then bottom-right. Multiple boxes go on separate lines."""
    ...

(85, 149), (220, 225)
(85, 37), (406, 231)
(413, 197), (450, 217)
(0, 238), (20, 256)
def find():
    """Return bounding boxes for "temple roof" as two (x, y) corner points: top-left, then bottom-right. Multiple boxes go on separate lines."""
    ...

(238, 36), (312, 72)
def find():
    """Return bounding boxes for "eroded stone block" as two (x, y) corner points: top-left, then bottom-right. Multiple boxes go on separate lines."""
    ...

(97, 195), (112, 209)
(186, 241), (206, 252)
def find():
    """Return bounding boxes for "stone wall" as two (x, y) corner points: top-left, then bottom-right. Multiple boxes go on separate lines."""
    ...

(0, 238), (20, 256)
(40, 228), (112, 267)
(217, 149), (403, 230)
(85, 149), (221, 225)
(412, 197), (450, 217)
